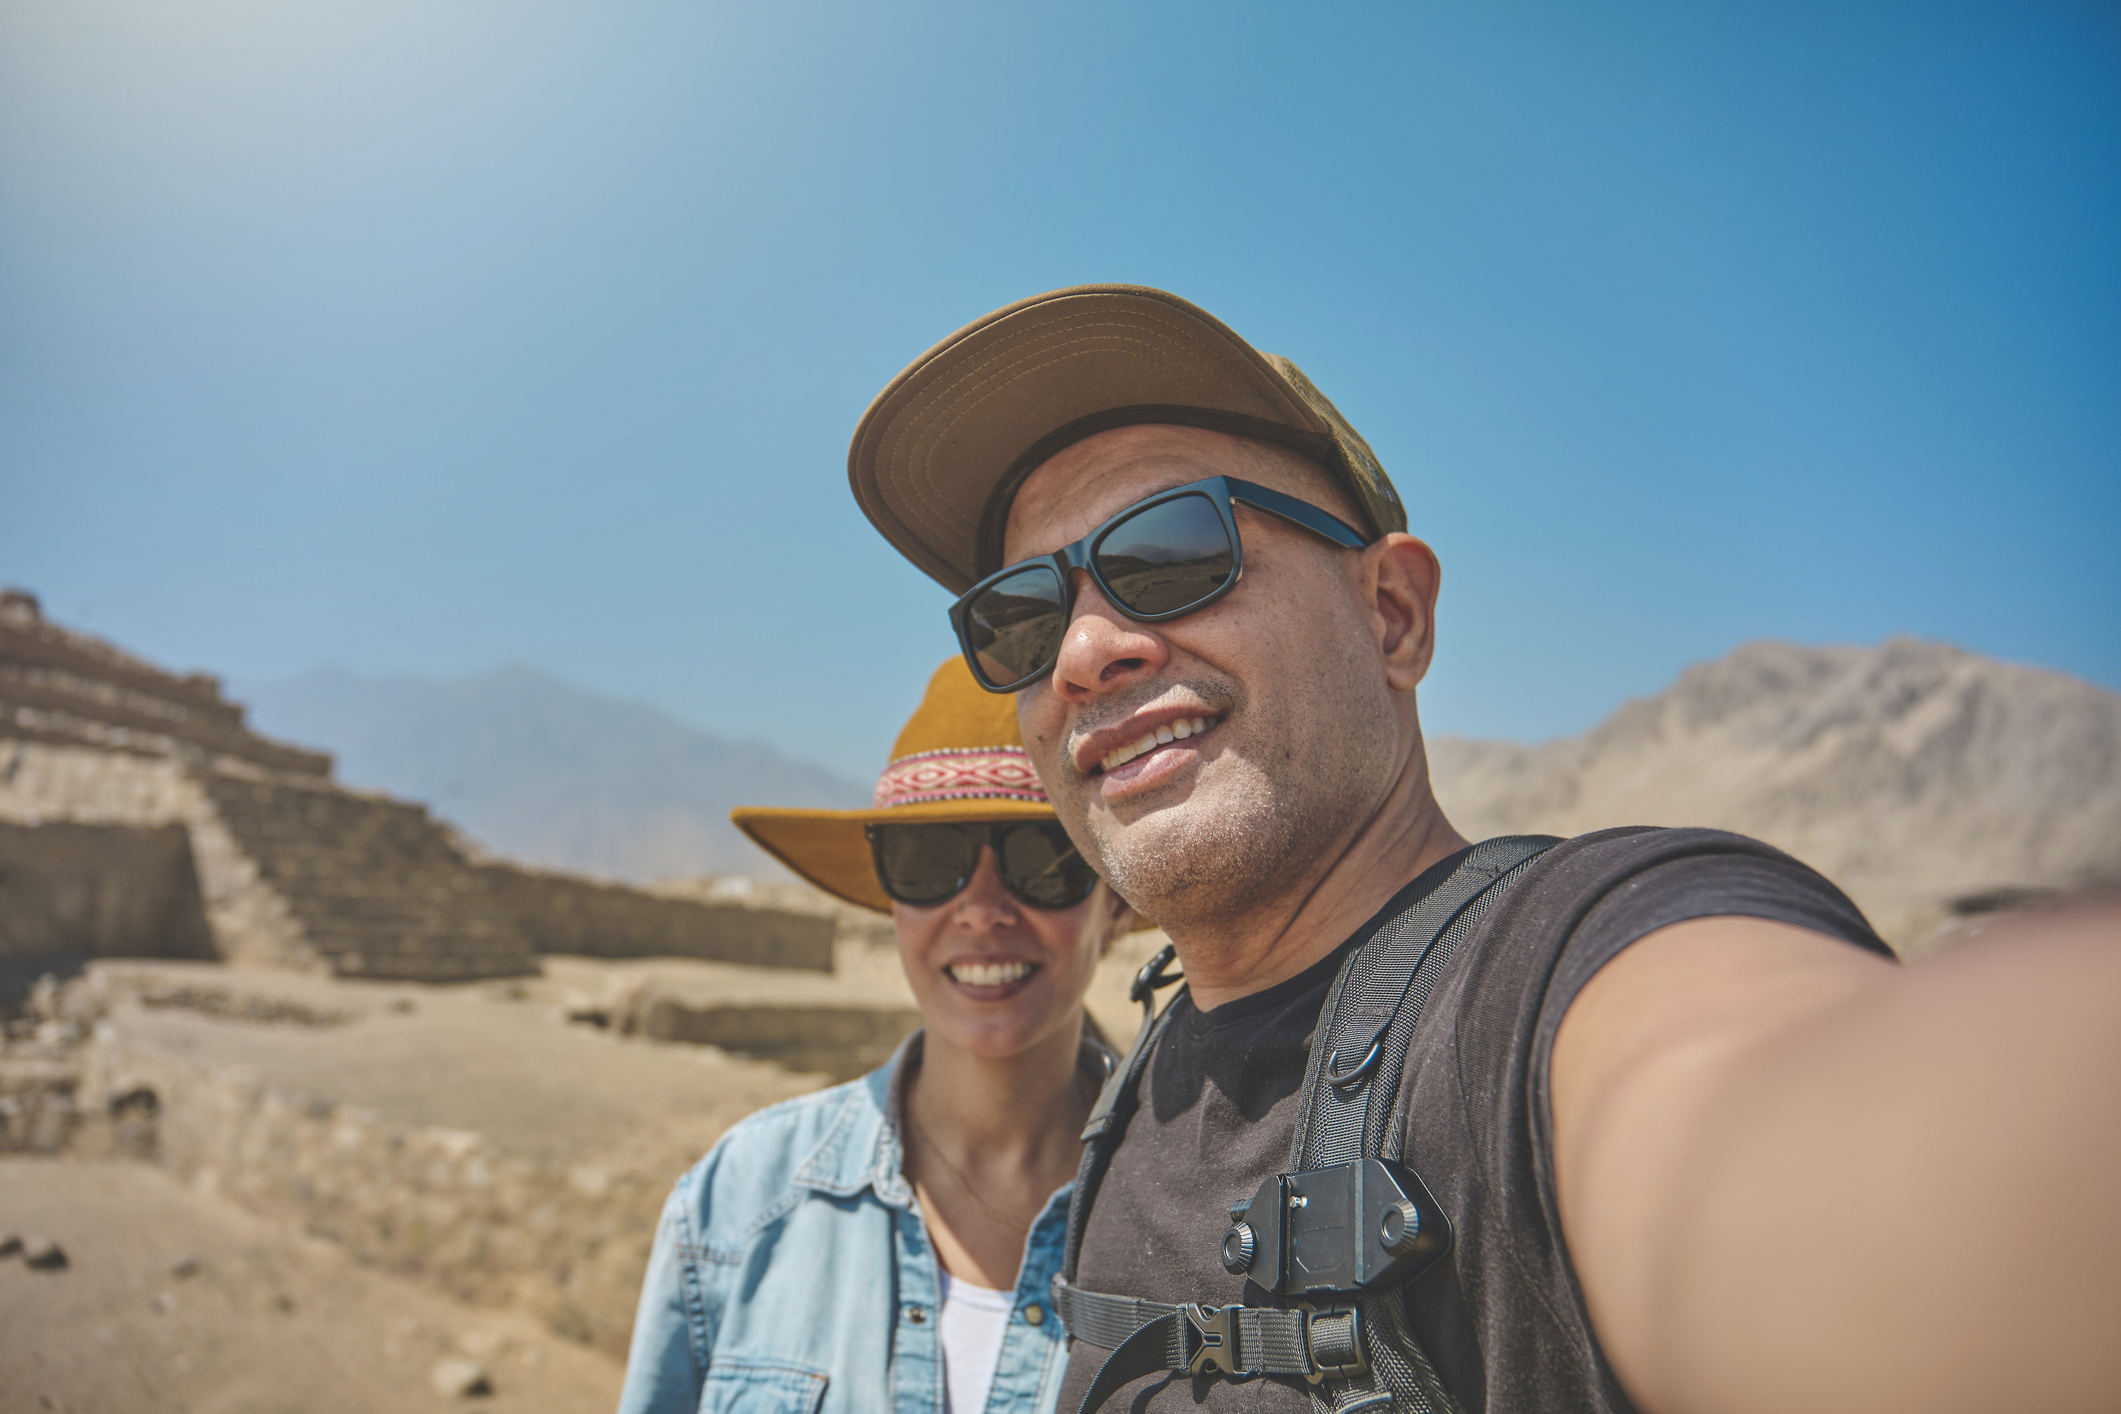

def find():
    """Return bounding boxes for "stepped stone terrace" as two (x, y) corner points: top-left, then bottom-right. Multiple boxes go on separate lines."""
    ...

(0, 589), (831, 984)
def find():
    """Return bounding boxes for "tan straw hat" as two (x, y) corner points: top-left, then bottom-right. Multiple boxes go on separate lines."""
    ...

(848, 283), (1407, 595)
(733, 657), (1063, 915)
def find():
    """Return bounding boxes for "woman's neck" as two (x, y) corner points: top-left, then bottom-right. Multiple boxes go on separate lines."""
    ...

(899, 1011), (1098, 1288)
(905, 1012), (1094, 1164)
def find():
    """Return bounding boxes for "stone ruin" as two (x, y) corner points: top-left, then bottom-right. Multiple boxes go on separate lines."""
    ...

(0, 590), (958, 1374)
(0, 588), (833, 987)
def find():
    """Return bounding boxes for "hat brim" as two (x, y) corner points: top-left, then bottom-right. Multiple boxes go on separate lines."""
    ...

(732, 799), (1154, 928)
(850, 285), (1353, 596)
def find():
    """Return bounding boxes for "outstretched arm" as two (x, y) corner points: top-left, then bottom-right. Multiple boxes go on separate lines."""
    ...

(1552, 902), (2121, 1414)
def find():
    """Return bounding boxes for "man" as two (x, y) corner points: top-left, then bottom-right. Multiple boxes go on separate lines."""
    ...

(847, 285), (2120, 1414)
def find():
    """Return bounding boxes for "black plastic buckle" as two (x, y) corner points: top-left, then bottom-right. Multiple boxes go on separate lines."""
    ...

(1296, 1301), (1368, 1385)
(1130, 944), (1184, 1007)
(1182, 1303), (1242, 1376)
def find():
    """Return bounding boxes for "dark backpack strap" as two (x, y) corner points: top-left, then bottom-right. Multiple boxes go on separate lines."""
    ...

(1058, 839), (1563, 1414)
(1290, 835), (1561, 1414)
(1292, 835), (1562, 1170)
(1060, 1294), (1342, 1412)
(1062, 943), (1184, 1286)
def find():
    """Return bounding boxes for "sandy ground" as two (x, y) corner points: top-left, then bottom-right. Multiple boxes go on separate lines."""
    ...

(537, 932), (1170, 1051)
(83, 932), (1164, 1166)
(82, 937), (1162, 1157)
(0, 933), (1176, 1414)
(87, 956), (830, 1167)
(0, 1159), (624, 1414)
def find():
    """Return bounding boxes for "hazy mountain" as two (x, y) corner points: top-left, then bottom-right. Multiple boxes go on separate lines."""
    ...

(1429, 638), (2121, 951)
(238, 641), (2121, 947)
(239, 665), (869, 883)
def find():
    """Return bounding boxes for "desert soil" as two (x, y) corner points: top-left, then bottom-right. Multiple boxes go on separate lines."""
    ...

(0, 1158), (624, 1414)
(0, 934), (1173, 1413)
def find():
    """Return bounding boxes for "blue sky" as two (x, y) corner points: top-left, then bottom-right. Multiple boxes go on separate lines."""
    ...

(3, 0), (2116, 781)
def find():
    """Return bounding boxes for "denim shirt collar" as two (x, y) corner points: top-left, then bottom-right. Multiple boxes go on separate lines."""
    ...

(790, 1031), (920, 1206)
(790, 1028), (1115, 1209)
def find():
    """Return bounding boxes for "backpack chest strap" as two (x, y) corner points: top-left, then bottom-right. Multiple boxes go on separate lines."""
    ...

(1054, 1277), (1367, 1401)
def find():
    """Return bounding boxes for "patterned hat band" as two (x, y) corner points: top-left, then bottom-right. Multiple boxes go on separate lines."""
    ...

(872, 746), (1048, 810)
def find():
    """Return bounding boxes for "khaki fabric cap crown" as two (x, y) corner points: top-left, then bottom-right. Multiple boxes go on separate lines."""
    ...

(849, 284), (1407, 595)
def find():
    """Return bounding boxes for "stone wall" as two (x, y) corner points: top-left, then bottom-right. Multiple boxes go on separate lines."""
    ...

(0, 742), (315, 970)
(0, 821), (214, 962)
(629, 997), (919, 1082)
(487, 867), (836, 972)
(202, 770), (537, 982)
(0, 742), (532, 980)
(0, 594), (836, 981)
(0, 744), (838, 981)
(0, 588), (331, 779)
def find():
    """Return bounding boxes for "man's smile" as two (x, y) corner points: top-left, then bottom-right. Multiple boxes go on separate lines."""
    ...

(1096, 715), (1220, 775)
(1076, 708), (1224, 778)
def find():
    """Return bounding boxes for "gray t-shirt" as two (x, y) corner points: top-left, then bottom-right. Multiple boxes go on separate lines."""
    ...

(1058, 827), (1890, 1414)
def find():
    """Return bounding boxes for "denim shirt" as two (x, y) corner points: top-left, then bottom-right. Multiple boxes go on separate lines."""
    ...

(616, 1035), (1090, 1414)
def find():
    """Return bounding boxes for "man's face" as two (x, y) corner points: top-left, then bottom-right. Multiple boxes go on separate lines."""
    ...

(1004, 425), (1411, 930)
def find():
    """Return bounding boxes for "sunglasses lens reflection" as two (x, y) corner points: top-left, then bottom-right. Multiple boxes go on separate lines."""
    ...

(962, 494), (1237, 689)
(998, 822), (1098, 909)
(872, 824), (979, 906)
(964, 563), (1067, 688)
(1094, 493), (1235, 617)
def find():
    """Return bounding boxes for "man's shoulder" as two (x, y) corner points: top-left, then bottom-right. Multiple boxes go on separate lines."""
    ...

(1437, 824), (1888, 1037)
(1471, 825), (1850, 932)
(1523, 823), (1794, 876)
(1505, 825), (1881, 938)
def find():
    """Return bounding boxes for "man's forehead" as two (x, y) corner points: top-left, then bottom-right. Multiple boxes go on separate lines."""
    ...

(1002, 424), (1304, 561)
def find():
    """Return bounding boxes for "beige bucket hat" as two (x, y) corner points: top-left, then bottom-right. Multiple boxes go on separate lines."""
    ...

(848, 284), (1408, 595)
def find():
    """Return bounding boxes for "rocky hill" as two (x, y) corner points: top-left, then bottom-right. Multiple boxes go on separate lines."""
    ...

(240, 665), (869, 883)
(1428, 638), (2121, 951)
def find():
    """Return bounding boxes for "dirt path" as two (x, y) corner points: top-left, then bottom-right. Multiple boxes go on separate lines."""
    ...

(0, 1159), (624, 1414)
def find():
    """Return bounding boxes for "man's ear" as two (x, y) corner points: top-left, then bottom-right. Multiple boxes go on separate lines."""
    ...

(1362, 532), (1442, 692)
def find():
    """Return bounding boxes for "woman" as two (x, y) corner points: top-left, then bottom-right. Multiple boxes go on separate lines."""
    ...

(616, 658), (1139, 1414)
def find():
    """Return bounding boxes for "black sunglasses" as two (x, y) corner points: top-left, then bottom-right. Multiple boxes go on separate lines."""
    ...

(866, 821), (1099, 910)
(948, 476), (1371, 693)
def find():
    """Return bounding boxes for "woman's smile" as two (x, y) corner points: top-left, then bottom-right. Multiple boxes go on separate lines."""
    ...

(943, 957), (1042, 997)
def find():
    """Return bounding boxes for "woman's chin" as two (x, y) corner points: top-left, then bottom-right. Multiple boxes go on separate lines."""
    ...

(943, 967), (1040, 1005)
(922, 1005), (1076, 1063)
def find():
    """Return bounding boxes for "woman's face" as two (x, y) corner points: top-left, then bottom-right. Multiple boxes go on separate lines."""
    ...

(893, 841), (1128, 1061)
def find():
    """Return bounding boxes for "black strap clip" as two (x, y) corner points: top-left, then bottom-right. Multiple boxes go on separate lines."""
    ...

(1129, 943), (1184, 1009)
(1297, 1301), (1369, 1385)
(1323, 1039), (1382, 1089)
(1182, 1303), (1242, 1376)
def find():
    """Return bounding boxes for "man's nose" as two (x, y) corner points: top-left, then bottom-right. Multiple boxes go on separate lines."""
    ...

(950, 847), (1022, 928)
(1048, 571), (1170, 704)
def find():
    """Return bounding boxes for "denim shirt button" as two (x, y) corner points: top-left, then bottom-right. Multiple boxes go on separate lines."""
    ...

(907, 1305), (929, 1324)
(1023, 1304), (1045, 1326)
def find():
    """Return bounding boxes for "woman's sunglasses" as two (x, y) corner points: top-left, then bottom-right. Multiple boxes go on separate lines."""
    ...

(866, 821), (1099, 910)
(948, 476), (1371, 693)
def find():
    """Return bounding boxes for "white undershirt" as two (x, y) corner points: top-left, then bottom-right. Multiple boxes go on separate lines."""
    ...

(936, 1270), (1014, 1414)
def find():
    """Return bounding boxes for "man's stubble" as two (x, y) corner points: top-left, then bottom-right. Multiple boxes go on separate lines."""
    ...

(1050, 635), (1403, 939)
